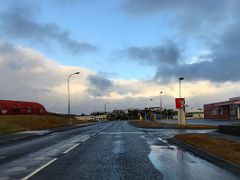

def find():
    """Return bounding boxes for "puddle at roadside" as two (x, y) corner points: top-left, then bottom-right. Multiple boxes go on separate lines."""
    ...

(148, 144), (239, 180)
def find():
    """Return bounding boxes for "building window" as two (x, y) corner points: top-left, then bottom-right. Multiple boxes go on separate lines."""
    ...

(1, 109), (7, 114)
(212, 108), (221, 115)
(220, 108), (223, 115)
(211, 110), (215, 115)
(27, 108), (32, 113)
(12, 108), (20, 114)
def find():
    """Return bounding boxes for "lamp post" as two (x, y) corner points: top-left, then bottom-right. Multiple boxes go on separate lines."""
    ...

(179, 77), (184, 98)
(95, 94), (100, 120)
(160, 92), (163, 114)
(67, 72), (80, 115)
(149, 98), (153, 108)
(67, 72), (80, 124)
(104, 102), (109, 122)
(104, 102), (109, 114)
(178, 77), (186, 125)
(149, 98), (153, 119)
(144, 102), (147, 122)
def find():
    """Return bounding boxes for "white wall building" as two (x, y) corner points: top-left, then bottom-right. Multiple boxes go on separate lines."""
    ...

(186, 108), (204, 119)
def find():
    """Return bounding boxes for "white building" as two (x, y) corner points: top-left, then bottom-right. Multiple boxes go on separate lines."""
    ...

(76, 115), (108, 121)
(186, 108), (204, 119)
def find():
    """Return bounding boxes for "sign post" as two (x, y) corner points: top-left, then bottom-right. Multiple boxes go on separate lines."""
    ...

(175, 98), (186, 125)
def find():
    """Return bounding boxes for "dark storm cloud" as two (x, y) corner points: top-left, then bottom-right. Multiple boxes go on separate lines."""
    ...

(121, 0), (229, 18)
(119, 42), (181, 66)
(121, 0), (235, 34)
(0, 2), (96, 54)
(120, 0), (240, 83)
(117, 22), (240, 83)
(154, 23), (240, 82)
(87, 74), (113, 95)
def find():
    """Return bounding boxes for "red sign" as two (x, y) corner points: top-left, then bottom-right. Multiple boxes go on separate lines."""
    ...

(175, 98), (185, 109)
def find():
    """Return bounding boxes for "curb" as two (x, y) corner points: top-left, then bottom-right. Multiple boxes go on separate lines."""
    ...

(168, 137), (240, 177)
(128, 121), (218, 130)
(218, 125), (240, 136)
(0, 122), (99, 146)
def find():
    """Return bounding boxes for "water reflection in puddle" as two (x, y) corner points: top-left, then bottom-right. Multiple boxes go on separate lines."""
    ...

(148, 145), (239, 180)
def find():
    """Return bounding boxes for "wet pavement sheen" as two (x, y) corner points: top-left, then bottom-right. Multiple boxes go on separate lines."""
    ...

(0, 121), (239, 180)
(148, 142), (239, 180)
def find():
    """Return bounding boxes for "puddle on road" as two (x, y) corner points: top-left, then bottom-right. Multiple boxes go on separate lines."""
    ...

(148, 144), (239, 180)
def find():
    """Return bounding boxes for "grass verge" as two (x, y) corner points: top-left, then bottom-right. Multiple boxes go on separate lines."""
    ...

(129, 120), (218, 129)
(0, 115), (96, 136)
(174, 133), (240, 165)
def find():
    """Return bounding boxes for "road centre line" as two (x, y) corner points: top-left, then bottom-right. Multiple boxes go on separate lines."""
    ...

(21, 158), (58, 180)
(81, 137), (90, 142)
(99, 123), (112, 132)
(65, 124), (113, 150)
(99, 132), (144, 135)
(91, 133), (97, 137)
(63, 143), (80, 154)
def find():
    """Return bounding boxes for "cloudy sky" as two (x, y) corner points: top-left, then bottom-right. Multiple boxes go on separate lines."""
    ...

(1, 0), (240, 114)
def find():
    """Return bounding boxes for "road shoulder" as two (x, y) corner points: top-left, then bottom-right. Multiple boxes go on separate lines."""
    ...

(0, 122), (98, 146)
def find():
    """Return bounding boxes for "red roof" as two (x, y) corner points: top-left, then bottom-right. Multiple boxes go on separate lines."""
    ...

(0, 100), (47, 115)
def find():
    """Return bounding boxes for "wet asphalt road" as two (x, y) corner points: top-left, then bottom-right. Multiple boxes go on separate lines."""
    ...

(0, 121), (239, 180)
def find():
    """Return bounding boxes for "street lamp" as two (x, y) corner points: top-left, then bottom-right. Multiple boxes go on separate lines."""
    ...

(95, 93), (100, 120)
(160, 92), (163, 114)
(178, 77), (186, 125)
(67, 72), (80, 116)
(179, 77), (184, 98)
(104, 102), (109, 114)
(149, 98), (153, 108)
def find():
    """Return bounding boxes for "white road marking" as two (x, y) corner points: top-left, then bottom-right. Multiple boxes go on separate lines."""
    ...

(100, 132), (144, 135)
(63, 143), (80, 154)
(50, 132), (60, 136)
(81, 123), (113, 140)
(91, 133), (97, 137)
(21, 158), (58, 180)
(99, 123), (112, 131)
(158, 137), (170, 145)
(81, 137), (90, 142)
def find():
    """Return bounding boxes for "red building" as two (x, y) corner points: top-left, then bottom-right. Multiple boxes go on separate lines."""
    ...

(204, 97), (240, 119)
(0, 100), (47, 115)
